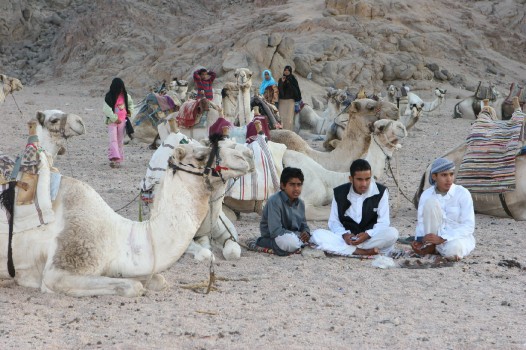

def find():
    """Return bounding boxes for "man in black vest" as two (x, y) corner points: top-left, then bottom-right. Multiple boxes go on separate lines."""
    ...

(310, 159), (398, 256)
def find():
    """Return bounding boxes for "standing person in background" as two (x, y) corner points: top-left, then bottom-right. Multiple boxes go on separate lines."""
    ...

(260, 69), (279, 107)
(278, 65), (301, 131)
(103, 78), (134, 168)
(193, 67), (216, 100)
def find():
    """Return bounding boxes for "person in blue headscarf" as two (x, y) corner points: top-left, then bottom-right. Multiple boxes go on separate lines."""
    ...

(259, 69), (278, 107)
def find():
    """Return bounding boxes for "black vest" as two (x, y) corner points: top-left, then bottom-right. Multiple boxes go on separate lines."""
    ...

(333, 182), (386, 234)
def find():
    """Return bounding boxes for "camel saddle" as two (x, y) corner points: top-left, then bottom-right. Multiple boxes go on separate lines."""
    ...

(502, 83), (526, 120)
(474, 81), (497, 102)
(135, 93), (177, 127)
(176, 98), (210, 129)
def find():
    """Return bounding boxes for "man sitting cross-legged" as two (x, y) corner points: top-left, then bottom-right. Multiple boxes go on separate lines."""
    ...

(310, 159), (399, 256)
(252, 167), (311, 256)
(411, 157), (475, 260)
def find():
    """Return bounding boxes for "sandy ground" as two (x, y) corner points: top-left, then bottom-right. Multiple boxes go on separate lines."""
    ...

(1, 83), (525, 349)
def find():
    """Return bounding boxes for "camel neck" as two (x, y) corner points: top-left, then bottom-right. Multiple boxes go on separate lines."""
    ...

(237, 87), (251, 126)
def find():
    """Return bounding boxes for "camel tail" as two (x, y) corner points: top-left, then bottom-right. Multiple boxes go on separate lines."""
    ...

(413, 171), (426, 209)
(453, 101), (462, 119)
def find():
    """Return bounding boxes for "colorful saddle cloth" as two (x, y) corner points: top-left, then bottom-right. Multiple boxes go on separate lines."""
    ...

(0, 146), (56, 233)
(176, 98), (209, 129)
(134, 93), (177, 127)
(456, 111), (525, 193)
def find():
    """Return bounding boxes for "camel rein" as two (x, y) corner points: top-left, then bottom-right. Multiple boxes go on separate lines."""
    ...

(372, 134), (413, 204)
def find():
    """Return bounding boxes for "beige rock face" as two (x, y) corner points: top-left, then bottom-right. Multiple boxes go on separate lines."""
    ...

(1, 0), (525, 102)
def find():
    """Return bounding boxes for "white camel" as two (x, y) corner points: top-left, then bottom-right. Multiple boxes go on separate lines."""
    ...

(233, 68), (253, 126)
(0, 139), (253, 297)
(0, 74), (23, 104)
(225, 119), (407, 220)
(272, 99), (400, 171)
(165, 78), (189, 105)
(414, 104), (526, 220)
(140, 131), (254, 261)
(453, 85), (501, 120)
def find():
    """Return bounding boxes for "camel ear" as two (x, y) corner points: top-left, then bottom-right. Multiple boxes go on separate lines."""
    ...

(36, 111), (46, 126)
(0, 74), (4, 82)
(329, 139), (341, 149)
(349, 101), (360, 113)
(174, 146), (186, 161)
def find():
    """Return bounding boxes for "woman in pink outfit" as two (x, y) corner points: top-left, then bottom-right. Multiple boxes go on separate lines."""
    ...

(103, 78), (134, 168)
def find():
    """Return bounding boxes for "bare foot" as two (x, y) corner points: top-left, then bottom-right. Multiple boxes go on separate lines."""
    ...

(353, 247), (379, 256)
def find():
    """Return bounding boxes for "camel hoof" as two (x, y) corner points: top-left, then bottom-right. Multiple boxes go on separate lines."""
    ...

(222, 240), (241, 261)
(195, 248), (214, 262)
(145, 274), (168, 291)
(117, 280), (145, 297)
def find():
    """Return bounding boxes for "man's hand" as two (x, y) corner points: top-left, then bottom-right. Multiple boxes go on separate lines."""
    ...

(350, 232), (370, 246)
(342, 232), (353, 245)
(300, 231), (311, 243)
(423, 233), (446, 245)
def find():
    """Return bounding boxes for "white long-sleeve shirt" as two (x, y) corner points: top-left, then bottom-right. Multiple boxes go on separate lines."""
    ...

(328, 181), (390, 237)
(415, 183), (475, 242)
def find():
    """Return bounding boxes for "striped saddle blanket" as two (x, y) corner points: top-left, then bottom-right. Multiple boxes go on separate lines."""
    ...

(456, 117), (524, 193)
(226, 135), (281, 201)
(135, 93), (176, 127)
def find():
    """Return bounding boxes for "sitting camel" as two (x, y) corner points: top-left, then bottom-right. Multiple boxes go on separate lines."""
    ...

(0, 138), (254, 297)
(271, 99), (400, 171)
(0, 74), (23, 104)
(166, 78), (189, 105)
(224, 119), (407, 220)
(322, 98), (399, 150)
(453, 83), (501, 120)
(140, 129), (253, 261)
(414, 100), (526, 220)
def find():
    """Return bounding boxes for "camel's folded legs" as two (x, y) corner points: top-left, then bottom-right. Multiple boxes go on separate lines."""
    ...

(42, 268), (145, 297)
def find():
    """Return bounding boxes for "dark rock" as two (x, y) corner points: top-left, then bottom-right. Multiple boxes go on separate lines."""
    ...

(425, 63), (440, 72)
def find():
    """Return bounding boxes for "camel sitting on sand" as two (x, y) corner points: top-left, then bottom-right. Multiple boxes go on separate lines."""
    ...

(0, 74), (23, 104)
(0, 137), (254, 297)
(271, 99), (400, 171)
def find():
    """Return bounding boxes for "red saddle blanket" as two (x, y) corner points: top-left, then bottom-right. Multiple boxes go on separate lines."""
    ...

(176, 99), (208, 128)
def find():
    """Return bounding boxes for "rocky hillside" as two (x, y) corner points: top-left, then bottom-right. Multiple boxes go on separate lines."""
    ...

(1, 0), (525, 100)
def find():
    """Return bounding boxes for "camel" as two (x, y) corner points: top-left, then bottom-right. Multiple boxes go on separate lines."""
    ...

(225, 119), (407, 220)
(0, 138), (254, 297)
(414, 104), (526, 220)
(453, 84), (501, 120)
(271, 99), (399, 170)
(399, 88), (446, 131)
(132, 95), (222, 144)
(140, 130), (254, 261)
(233, 68), (253, 126)
(0, 74), (23, 104)
(165, 78), (189, 106)
(323, 98), (399, 150)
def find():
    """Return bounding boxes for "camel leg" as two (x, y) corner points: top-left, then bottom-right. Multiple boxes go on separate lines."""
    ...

(133, 274), (168, 291)
(185, 239), (214, 262)
(211, 212), (241, 260)
(42, 268), (145, 297)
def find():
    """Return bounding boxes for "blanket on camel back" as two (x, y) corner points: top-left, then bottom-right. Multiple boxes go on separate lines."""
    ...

(456, 111), (525, 193)
(0, 145), (58, 233)
(226, 135), (284, 201)
(134, 93), (177, 127)
(176, 98), (210, 129)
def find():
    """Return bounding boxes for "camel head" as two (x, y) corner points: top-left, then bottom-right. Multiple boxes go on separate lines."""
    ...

(435, 88), (447, 98)
(35, 110), (86, 158)
(168, 138), (254, 186)
(387, 84), (397, 98)
(373, 119), (407, 151)
(0, 74), (23, 103)
(234, 68), (253, 90)
(345, 99), (401, 135)
(169, 78), (189, 93)
(326, 87), (348, 112)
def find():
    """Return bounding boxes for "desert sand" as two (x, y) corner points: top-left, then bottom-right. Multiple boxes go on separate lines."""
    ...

(1, 0), (526, 348)
(0, 80), (525, 349)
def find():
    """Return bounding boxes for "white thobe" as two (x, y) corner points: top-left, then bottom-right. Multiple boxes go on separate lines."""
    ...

(416, 184), (476, 258)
